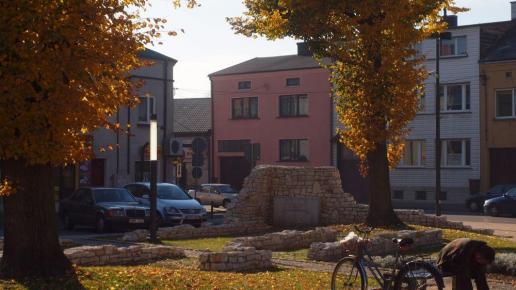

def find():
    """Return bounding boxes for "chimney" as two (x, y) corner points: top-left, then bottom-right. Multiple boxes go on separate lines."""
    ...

(512, 1), (516, 20)
(297, 42), (312, 57)
(444, 15), (458, 28)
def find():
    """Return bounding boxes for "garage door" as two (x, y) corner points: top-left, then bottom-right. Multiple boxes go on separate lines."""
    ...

(490, 148), (516, 186)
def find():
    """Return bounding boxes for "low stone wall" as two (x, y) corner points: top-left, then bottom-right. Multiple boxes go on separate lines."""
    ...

(122, 222), (272, 242)
(64, 244), (185, 266)
(308, 229), (442, 261)
(223, 227), (337, 251)
(199, 247), (272, 272)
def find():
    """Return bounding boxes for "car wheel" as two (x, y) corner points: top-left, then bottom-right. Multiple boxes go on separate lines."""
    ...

(468, 201), (480, 211)
(95, 215), (108, 233)
(62, 213), (74, 230)
(489, 206), (500, 217)
(222, 199), (230, 209)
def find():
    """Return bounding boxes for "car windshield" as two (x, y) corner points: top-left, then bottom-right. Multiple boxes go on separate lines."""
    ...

(94, 189), (136, 203)
(506, 187), (516, 196)
(214, 185), (236, 194)
(157, 184), (191, 200)
(489, 185), (506, 194)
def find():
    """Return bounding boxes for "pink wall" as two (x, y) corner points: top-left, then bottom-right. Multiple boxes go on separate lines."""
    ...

(211, 68), (332, 180)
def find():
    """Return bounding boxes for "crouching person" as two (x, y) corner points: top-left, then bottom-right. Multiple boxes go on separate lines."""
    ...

(437, 238), (495, 290)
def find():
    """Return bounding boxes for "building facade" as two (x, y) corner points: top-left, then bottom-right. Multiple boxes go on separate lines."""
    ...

(54, 49), (178, 198)
(389, 16), (515, 207)
(210, 44), (332, 190)
(480, 25), (516, 191)
(173, 98), (212, 189)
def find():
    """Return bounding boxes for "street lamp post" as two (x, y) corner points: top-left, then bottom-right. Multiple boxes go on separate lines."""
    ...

(434, 31), (452, 217)
(149, 114), (159, 243)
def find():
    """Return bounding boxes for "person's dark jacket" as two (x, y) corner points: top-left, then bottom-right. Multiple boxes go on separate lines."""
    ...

(437, 238), (490, 290)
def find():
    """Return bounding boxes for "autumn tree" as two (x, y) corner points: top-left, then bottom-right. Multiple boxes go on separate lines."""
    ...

(0, 0), (195, 278)
(229, 0), (464, 226)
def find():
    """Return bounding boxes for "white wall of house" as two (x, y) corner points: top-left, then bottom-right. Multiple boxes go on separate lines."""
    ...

(390, 25), (481, 205)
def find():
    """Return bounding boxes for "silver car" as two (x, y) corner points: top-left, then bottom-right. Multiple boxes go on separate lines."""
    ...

(190, 184), (238, 208)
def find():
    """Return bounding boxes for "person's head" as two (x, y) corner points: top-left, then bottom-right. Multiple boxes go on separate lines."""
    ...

(474, 244), (495, 265)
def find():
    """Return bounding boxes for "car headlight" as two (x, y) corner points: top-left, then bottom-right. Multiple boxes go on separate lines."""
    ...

(108, 208), (125, 217)
(164, 207), (180, 214)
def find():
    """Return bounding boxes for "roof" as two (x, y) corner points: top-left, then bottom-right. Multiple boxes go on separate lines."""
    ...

(138, 48), (177, 63)
(482, 25), (516, 62)
(209, 54), (324, 77)
(173, 98), (212, 133)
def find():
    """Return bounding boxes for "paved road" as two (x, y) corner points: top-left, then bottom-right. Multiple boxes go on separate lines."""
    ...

(444, 214), (516, 240)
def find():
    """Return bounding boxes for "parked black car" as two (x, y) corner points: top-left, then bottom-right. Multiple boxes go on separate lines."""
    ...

(484, 187), (516, 217)
(59, 187), (150, 232)
(465, 184), (516, 211)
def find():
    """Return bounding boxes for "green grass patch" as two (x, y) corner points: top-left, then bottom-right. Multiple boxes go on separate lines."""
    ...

(162, 236), (235, 252)
(0, 259), (332, 290)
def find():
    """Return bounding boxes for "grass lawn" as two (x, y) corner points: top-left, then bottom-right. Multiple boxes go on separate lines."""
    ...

(0, 258), (332, 290)
(162, 236), (236, 252)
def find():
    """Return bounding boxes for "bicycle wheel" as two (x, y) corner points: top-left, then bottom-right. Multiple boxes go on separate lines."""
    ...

(393, 261), (444, 290)
(331, 256), (366, 290)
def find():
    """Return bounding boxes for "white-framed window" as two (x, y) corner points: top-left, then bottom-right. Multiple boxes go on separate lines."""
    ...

(137, 96), (156, 123)
(231, 97), (258, 119)
(495, 89), (516, 118)
(399, 140), (426, 167)
(440, 36), (467, 57)
(441, 139), (471, 167)
(279, 139), (309, 161)
(279, 94), (308, 117)
(439, 83), (470, 112)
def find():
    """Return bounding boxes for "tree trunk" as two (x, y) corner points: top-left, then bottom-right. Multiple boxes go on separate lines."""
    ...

(1, 159), (72, 278)
(365, 141), (403, 227)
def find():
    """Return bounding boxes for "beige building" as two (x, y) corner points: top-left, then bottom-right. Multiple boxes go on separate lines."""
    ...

(480, 26), (516, 191)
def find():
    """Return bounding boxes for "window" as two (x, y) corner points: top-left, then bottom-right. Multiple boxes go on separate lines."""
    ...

(279, 94), (308, 117)
(400, 140), (426, 167)
(415, 191), (427, 200)
(393, 190), (404, 200)
(413, 42), (423, 58)
(279, 139), (309, 161)
(137, 96), (156, 123)
(135, 161), (151, 182)
(238, 81), (251, 90)
(286, 78), (300, 87)
(232, 97), (258, 119)
(496, 89), (516, 118)
(442, 139), (471, 167)
(440, 36), (467, 57)
(439, 191), (447, 201)
(439, 84), (470, 111)
(218, 140), (250, 152)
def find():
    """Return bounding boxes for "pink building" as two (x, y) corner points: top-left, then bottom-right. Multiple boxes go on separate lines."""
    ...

(209, 43), (333, 189)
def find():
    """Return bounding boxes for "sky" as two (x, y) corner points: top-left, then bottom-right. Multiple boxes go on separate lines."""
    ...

(144, 0), (515, 99)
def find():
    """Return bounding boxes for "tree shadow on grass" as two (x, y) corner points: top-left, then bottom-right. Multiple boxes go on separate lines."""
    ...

(8, 272), (86, 290)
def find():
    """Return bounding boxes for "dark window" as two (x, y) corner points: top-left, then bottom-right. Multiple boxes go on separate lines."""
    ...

(286, 78), (300, 87)
(218, 140), (250, 152)
(393, 190), (404, 200)
(279, 139), (309, 161)
(279, 94), (308, 117)
(415, 191), (427, 200)
(232, 97), (258, 119)
(439, 191), (447, 201)
(238, 81), (251, 90)
(439, 84), (470, 111)
(496, 89), (514, 118)
(135, 161), (151, 182)
(78, 189), (93, 204)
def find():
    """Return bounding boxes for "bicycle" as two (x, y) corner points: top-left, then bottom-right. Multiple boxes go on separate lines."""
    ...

(331, 225), (444, 290)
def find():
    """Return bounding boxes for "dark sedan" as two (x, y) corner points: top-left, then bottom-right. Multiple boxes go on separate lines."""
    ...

(465, 184), (516, 211)
(59, 187), (150, 232)
(484, 187), (516, 217)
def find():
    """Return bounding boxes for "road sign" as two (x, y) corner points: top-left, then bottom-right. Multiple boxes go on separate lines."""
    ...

(192, 167), (203, 179)
(192, 153), (204, 167)
(192, 137), (207, 153)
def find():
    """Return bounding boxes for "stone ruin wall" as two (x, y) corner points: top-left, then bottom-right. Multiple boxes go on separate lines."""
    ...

(226, 165), (494, 235)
